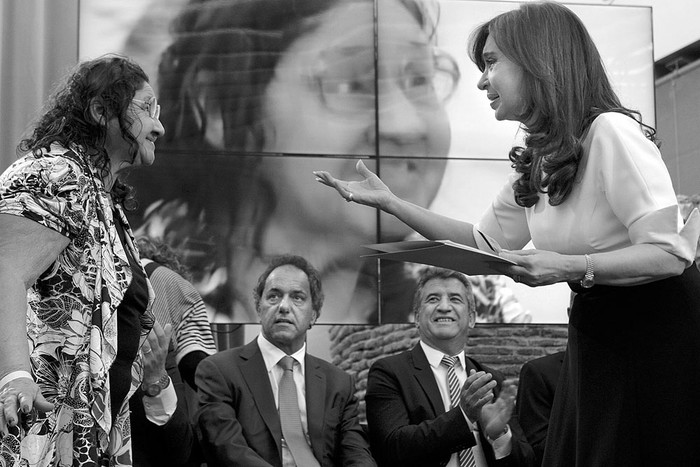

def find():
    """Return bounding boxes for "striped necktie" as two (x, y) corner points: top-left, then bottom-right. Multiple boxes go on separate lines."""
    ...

(278, 355), (321, 467)
(441, 355), (477, 467)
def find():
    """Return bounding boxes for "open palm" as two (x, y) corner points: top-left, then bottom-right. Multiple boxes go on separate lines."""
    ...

(314, 160), (394, 209)
(480, 381), (517, 439)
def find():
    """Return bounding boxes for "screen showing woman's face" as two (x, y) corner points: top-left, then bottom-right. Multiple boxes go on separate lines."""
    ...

(78, 0), (653, 325)
(260, 0), (450, 242)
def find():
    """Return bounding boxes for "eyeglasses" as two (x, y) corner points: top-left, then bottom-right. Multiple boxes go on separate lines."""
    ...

(310, 45), (460, 115)
(132, 96), (161, 120)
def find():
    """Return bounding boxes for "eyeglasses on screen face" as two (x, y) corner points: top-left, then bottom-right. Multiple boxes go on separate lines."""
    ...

(132, 96), (161, 120)
(310, 45), (461, 115)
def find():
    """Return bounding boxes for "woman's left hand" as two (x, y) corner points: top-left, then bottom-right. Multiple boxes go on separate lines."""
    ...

(0, 378), (54, 434)
(495, 249), (577, 287)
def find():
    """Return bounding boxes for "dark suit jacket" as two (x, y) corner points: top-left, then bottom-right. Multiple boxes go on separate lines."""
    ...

(515, 351), (565, 466)
(130, 344), (198, 467)
(365, 344), (536, 467)
(195, 339), (376, 467)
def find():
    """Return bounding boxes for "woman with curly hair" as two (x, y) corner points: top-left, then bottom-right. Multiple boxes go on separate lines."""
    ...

(316, 2), (700, 465)
(0, 54), (165, 466)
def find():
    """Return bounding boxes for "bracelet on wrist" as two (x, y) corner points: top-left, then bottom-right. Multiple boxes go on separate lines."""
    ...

(141, 373), (170, 397)
(580, 254), (595, 288)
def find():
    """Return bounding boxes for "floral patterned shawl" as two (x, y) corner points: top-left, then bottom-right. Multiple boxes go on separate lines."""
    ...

(0, 143), (154, 466)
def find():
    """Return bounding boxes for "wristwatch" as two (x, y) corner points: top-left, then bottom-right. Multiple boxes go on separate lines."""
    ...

(141, 373), (170, 397)
(485, 424), (510, 442)
(580, 254), (595, 288)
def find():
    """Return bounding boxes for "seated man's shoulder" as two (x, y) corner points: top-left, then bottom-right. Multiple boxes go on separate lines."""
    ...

(307, 354), (350, 378)
(521, 351), (564, 374)
(469, 357), (502, 378)
(370, 349), (412, 371)
(199, 346), (244, 368)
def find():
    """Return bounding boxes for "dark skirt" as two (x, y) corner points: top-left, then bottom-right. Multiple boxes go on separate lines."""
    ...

(543, 266), (700, 467)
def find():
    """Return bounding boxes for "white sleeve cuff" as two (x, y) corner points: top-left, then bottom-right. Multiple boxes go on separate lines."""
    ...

(489, 425), (513, 459)
(142, 384), (178, 426)
(0, 370), (33, 390)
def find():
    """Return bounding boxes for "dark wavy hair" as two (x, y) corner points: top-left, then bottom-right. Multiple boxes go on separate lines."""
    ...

(154, 0), (438, 235)
(17, 54), (150, 209)
(141, 0), (439, 317)
(469, 1), (656, 208)
(158, 0), (437, 151)
(253, 254), (325, 316)
(136, 236), (192, 281)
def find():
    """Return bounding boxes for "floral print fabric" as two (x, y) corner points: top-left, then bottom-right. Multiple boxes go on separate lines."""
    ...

(0, 144), (154, 466)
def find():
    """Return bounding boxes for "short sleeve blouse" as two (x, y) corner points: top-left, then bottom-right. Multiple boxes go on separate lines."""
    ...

(476, 112), (700, 265)
(0, 144), (154, 466)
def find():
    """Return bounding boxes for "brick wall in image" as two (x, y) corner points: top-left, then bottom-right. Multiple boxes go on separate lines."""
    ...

(329, 323), (568, 421)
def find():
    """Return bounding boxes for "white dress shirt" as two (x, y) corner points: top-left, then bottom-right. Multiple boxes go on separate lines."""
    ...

(258, 334), (311, 467)
(420, 341), (511, 467)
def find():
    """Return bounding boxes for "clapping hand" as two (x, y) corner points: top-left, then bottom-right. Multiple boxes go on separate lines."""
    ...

(459, 370), (498, 422)
(314, 160), (394, 209)
(479, 379), (517, 440)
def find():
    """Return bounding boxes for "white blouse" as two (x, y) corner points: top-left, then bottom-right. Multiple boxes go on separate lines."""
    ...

(477, 112), (700, 265)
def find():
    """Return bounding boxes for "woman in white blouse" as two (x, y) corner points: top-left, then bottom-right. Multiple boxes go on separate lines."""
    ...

(315, 2), (700, 466)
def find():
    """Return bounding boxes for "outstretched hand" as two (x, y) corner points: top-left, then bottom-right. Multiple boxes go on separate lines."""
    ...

(314, 159), (394, 209)
(0, 377), (54, 434)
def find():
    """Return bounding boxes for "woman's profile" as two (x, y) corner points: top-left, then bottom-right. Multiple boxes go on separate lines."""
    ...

(0, 54), (165, 466)
(316, 2), (700, 465)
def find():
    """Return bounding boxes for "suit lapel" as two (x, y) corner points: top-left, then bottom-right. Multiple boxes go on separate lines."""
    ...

(305, 354), (326, 461)
(239, 341), (283, 448)
(410, 345), (444, 416)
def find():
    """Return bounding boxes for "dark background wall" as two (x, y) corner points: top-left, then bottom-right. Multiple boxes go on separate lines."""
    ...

(656, 54), (700, 198)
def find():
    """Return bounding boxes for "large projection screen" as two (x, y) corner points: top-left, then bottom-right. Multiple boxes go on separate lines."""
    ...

(79, 0), (654, 324)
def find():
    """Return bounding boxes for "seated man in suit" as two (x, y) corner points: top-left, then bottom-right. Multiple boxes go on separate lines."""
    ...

(195, 254), (376, 467)
(365, 267), (536, 467)
(516, 351), (565, 465)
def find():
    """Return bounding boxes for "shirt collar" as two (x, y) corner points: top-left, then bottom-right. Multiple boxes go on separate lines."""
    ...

(420, 340), (466, 370)
(258, 333), (307, 375)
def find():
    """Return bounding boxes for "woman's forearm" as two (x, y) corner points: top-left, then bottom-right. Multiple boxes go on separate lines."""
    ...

(498, 242), (687, 288)
(586, 243), (687, 286)
(0, 268), (32, 379)
(384, 194), (477, 247)
(0, 215), (71, 381)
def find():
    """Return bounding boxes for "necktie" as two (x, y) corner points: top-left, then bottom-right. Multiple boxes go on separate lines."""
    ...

(441, 355), (477, 467)
(278, 355), (321, 467)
